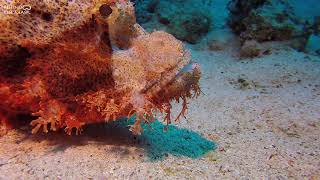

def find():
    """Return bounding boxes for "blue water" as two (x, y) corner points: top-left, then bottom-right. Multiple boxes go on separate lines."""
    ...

(134, 0), (320, 53)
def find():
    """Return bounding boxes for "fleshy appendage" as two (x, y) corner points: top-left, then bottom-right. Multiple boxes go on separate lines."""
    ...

(30, 100), (67, 134)
(129, 62), (202, 135)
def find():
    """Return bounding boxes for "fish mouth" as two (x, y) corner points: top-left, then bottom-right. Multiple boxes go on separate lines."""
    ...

(176, 62), (201, 80)
(170, 62), (201, 95)
(142, 61), (201, 95)
(148, 62), (201, 102)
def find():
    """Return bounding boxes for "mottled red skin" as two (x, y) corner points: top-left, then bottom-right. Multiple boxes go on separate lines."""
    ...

(0, 0), (201, 135)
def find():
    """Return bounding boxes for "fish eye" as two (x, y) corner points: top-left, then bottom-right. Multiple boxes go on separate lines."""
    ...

(99, 4), (112, 18)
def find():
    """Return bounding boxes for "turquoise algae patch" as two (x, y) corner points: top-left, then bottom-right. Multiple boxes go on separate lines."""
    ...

(119, 116), (216, 160)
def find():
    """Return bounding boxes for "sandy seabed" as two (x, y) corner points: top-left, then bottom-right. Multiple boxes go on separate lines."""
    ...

(0, 42), (319, 179)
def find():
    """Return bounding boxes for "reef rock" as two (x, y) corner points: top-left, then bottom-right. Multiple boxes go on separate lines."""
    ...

(239, 40), (262, 58)
(313, 16), (320, 35)
(134, 0), (213, 44)
(306, 34), (320, 56)
(132, 0), (158, 24)
(228, 0), (311, 48)
(0, 0), (201, 135)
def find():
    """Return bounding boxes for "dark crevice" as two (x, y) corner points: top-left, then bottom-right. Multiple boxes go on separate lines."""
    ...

(0, 45), (32, 78)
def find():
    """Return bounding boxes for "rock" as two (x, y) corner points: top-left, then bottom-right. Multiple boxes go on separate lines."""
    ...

(133, 0), (159, 24)
(239, 40), (261, 58)
(313, 16), (320, 35)
(227, 0), (266, 34)
(205, 29), (238, 51)
(155, 0), (213, 44)
(228, 0), (311, 49)
(306, 34), (320, 55)
(208, 40), (225, 51)
(165, 11), (211, 44)
(134, 0), (213, 44)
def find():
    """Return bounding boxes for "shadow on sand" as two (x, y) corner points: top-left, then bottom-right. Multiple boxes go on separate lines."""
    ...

(13, 116), (216, 161)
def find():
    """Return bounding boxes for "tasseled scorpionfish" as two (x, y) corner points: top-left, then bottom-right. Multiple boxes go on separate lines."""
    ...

(0, 0), (201, 135)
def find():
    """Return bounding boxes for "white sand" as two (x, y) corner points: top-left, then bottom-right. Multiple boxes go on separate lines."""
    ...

(0, 40), (319, 179)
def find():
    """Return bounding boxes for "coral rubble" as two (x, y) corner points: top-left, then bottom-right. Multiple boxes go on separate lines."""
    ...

(134, 0), (213, 44)
(239, 40), (261, 59)
(0, 0), (201, 135)
(228, 0), (311, 50)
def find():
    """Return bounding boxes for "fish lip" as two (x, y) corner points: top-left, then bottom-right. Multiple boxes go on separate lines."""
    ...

(176, 62), (201, 77)
(140, 61), (201, 95)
